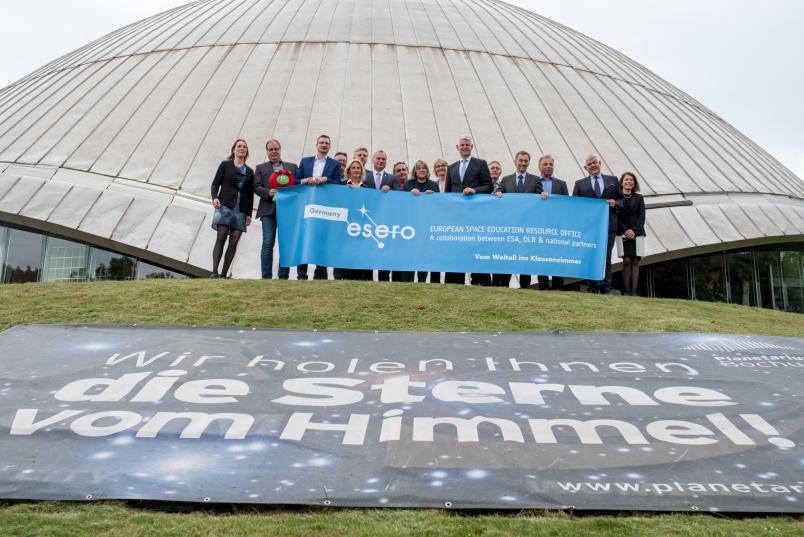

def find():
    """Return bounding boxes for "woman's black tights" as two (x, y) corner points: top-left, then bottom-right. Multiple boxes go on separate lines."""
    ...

(212, 225), (242, 277)
(622, 256), (640, 295)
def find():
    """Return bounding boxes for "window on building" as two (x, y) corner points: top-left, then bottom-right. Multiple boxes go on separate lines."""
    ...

(780, 251), (803, 313)
(0, 226), (7, 273)
(691, 254), (727, 302)
(2, 228), (44, 283)
(89, 247), (136, 281)
(650, 258), (689, 300)
(725, 251), (756, 307)
(755, 251), (783, 310)
(136, 260), (187, 280)
(42, 237), (89, 282)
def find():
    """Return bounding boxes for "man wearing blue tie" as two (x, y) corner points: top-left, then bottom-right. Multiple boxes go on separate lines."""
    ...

(296, 134), (343, 280)
(493, 150), (546, 288)
(572, 154), (620, 294)
(444, 135), (493, 285)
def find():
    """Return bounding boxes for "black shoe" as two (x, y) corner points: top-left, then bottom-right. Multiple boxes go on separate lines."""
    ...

(210, 273), (219, 279)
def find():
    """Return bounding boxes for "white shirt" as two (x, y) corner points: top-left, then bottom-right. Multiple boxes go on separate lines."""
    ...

(313, 157), (327, 178)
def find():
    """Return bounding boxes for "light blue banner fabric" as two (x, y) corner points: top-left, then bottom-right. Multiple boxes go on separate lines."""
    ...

(277, 185), (609, 279)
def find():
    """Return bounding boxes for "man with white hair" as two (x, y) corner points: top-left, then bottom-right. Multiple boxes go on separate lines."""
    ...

(572, 154), (620, 294)
(445, 135), (493, 285)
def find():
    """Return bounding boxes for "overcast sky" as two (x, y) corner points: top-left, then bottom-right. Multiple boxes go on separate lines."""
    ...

(1, 0), (802, 180)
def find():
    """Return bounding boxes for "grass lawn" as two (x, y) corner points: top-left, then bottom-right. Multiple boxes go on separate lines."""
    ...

(0, 502), (801, 537)
(0, 279), (802, 335)
(0, 279), (802, 536)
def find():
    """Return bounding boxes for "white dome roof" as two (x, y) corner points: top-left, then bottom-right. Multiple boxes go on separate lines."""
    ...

(1, 0), (802, 276)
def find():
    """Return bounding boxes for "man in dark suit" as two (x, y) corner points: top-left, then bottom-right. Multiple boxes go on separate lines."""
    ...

(488, 160), (502, 192)
(493, 151), (546, 288)
(362, 149), (402, 282)
(362, 150), (400, 192)
(361, 150), (400, 281)
(535, 154), (568, 291)
(445, 135), (494, 286)
(297, 134), (343, 280)
(572, 154), (620, 294)
(334, 151), (348, 181)
(254, 139), (298, 280)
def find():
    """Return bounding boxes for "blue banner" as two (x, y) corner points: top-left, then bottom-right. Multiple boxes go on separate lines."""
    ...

(277, 185), (608, 279)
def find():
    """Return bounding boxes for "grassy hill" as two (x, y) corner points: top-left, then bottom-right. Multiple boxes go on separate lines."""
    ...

(0, 279), (802, 335)
(0, 280), (802, 536)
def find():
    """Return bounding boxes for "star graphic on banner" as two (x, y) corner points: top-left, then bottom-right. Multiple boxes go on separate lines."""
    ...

(358, 205), (369, 217)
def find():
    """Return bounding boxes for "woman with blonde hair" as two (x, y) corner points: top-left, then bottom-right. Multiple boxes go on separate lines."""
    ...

(433, 158), (449, 192)
(335, 159), (372, 281)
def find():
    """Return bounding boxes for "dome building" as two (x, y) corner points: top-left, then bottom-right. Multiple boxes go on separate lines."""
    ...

(0, 0), (802, 309)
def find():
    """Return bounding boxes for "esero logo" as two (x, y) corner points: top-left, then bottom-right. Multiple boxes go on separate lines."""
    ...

(303, 203), (416, 249)
(348, 205), (415, 249)
(347, 222), (415, 248)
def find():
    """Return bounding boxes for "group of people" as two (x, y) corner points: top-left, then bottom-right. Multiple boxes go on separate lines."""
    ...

(210, 134), (647, 295)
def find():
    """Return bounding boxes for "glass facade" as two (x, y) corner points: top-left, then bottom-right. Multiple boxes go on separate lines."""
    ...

(644, 244), (804, 313)
(3, 227), (44, 284)
(1, 221), (802, 314)
(0, 221), (188, 283)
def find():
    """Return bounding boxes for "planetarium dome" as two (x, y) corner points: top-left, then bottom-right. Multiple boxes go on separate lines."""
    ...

(0, 0), (802, 287)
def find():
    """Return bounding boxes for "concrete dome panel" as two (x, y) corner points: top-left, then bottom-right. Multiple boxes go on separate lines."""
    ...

(0, 0), (800, 278)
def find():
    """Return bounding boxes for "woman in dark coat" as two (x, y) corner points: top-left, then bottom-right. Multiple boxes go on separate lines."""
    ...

(616, 171), (646, 295)
(406, 160), (441, 284)
(210, 139), (254, 278)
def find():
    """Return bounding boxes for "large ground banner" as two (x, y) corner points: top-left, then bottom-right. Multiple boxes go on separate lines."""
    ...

(276, 185), (608, 279)
(1, 325), (802, 512)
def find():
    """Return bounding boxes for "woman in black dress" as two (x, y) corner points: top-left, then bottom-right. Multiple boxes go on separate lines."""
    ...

(616, 172), (646, 295)
(210, 139), (254, 278)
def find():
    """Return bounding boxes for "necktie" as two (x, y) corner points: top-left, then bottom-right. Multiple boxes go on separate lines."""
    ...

(593, 176), (602, 198)
(459, 159), (468, 183)
(375, 172), (382, 189)
(516, 174), (524, 193)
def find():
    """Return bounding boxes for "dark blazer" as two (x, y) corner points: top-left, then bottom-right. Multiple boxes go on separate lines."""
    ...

(404, 178), (439, 192)
(497, 172), (543, 194)
(297, 155), (343, 184)
(572, 174), (620, 231)
(211, 160), (254, 215)
(362, 170), (401, 191)
(539, 176), (569, 195)
(253, 160), (298, 218)
(616, 193), (646, 236)
(445, 157), (493, 194)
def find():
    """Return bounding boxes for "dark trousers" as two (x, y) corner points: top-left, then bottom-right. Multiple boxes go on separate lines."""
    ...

(588, 232), (615, 293)
(492, 274), (510, 287)
(378, 270), (390, 281)
(519, 275), (532, 289)
(335, 268), (371, 280)
(297, 264), (328, 280)
(417, 272), (441, 283)
(537, 275), (564, 290)
(392, 271), (414, 282)
(601, 232), (615, 292)
(260, 215), (278, 279)
(444, 272), (465, 284)
(471, 273), (492, 286)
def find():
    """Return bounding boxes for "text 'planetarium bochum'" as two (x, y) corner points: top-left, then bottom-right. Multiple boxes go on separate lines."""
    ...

(0, 0), (803, 310)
